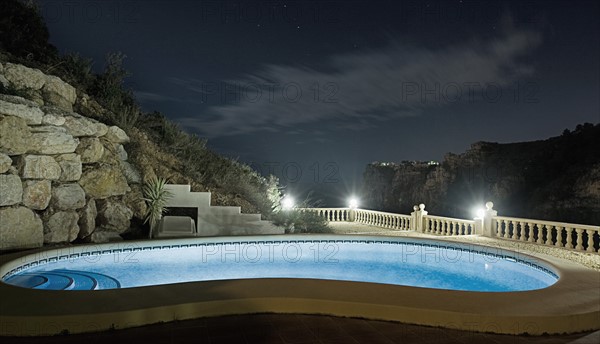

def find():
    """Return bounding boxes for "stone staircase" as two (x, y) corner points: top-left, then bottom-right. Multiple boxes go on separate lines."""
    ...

(155, 184), (283, 237)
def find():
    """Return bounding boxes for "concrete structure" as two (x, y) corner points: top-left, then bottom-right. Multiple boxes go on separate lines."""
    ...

(155, 184), (283, 238)
(0, 235), (598, 336)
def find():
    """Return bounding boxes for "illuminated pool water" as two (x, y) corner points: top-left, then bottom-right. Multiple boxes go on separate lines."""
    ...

(1, 238), (558, 291)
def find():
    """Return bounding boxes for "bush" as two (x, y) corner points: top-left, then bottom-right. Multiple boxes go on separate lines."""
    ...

(272, 210), (331, 234)
(0, 0), (58, 63)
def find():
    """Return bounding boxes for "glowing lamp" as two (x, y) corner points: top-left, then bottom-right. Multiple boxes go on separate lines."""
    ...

(474, 207), (485, 219)
(282, 197), (295, 210)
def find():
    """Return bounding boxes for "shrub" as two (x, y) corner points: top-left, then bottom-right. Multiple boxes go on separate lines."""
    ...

(271, 209), (331, 234)
(143, 177), (173, 238)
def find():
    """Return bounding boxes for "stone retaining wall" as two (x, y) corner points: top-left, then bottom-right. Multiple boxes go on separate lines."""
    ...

(0, 62), (143, 250)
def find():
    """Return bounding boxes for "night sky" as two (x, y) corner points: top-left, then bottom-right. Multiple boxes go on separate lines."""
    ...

(39, 0), (599, 206)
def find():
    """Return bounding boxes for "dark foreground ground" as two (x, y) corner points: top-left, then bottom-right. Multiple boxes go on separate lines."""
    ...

(2, 314), (598, 344)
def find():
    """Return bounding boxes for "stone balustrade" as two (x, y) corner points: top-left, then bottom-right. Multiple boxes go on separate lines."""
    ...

(494, 216), (600, 253)
(423, 215), (476, 236)
(300, 208), (350, 222)
(354, 209), (412, 230)
(301, 202), (599, 254)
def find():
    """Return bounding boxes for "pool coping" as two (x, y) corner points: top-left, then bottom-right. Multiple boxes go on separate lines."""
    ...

(1, 234), (599, 336)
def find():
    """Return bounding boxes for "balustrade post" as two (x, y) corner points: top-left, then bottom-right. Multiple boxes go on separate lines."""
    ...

(415, 204), (427, 233)
(586, 230), (595, 253)
(410, 206), (418, 231)
(348, 207), (356, 222)
(482, 201), (497, 237)
(575, 228), (583, 251)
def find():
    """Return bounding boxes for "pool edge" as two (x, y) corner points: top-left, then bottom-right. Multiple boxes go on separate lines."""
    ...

(1, 235), (599, 336)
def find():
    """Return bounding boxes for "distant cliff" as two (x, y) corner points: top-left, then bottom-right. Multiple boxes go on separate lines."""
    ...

(363, 123), (600, 225)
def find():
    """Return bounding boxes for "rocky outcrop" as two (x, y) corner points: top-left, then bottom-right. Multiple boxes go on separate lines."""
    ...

(51, 183), (86, 210)
(22, 180), (51, 210)
(0, 153), (11, 173)
(0, 174), (22, 206)
(363, 124), (600, 224)
(0, 206), (43, 250)
(0, 115), (32, 155)
(43, 211), (80, 244)
(96, 199), (133, 234)
(79, 165), (129, 199)
(0, 62), (139, 249)
(77, 198), (97, 239)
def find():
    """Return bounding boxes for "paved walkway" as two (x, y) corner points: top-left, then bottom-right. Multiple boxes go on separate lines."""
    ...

(3, 314), (599, 344)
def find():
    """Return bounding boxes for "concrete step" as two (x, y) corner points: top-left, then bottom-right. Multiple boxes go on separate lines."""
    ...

(208, 206), (241, 215)
(161, 184), (283, 237)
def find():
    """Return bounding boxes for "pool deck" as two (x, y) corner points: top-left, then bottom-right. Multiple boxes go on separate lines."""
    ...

(1, 223), (599, 339)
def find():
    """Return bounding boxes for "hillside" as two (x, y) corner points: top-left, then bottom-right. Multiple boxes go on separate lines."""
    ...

(0, 0), (281, 249)
(363, 123), (600, 225)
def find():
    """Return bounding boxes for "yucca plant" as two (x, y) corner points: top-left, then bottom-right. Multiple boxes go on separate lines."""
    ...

(143, 177), (173, 238)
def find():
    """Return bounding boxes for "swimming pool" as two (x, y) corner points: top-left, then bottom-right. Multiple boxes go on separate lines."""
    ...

(1, 235), (598, 336)
(2, 237), (557, 291)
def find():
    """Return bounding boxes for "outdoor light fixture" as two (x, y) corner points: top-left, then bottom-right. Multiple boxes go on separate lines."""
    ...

(474, 207), (485, 219)
(282, 197), (295, 210)
(348, 197), (359, 209)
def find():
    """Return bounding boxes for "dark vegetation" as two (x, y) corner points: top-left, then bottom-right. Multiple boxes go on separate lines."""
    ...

(0, 0), (283, 218)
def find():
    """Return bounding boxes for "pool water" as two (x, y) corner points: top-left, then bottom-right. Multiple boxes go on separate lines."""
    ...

(2, 239), (558, 291)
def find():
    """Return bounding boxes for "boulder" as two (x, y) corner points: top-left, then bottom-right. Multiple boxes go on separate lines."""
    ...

(120, 160), (142, 184)
(76, 137), (104, 163)
(0, 99), (43, 125)
(30, 131), (79, 154)
(51, 183), (86, 210)
(30, 125), (67, 133)
(0, 75), (8, 88)
(73, 93), (105, 121)
(79, 164), (129, 199)
(0, 207), (43, 250)
(104, 126), (129, 143)
(96, 199), (133, 234)
(0, 115), (32, 155)
(0, 174), (23, 206)
(116, 144), (128, 160)
(55, 153), (82, 181)
(0, 94), (40, 107)
(3, 63), (46, 90)
(22, 179), (52, 210)
(18, 155), (61, 180)
(43, 211), (79, 244)
(77, 198), (97, 239)
(85, 229), (123, 243)
(41, 113), (66, 126)
(63, 116), (108, 137)
(41, 75), (76, 111)
(0, 153), (11, 173)
(20, 89), (45, 106)
(123, 185), (147, 219)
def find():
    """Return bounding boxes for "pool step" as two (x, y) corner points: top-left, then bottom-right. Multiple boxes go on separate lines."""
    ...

(5, 270), (120, 290)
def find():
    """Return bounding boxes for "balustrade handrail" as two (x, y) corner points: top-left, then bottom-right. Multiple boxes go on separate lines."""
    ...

(493, 216), (599, 231)
(299, 207), (349, 211)
(354, 209), (412, 217)
(423, 214), (475, 223)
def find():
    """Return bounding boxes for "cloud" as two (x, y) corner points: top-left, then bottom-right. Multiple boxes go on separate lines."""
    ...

(134, 91), (181, 103)
(179, 27), (541, 138)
